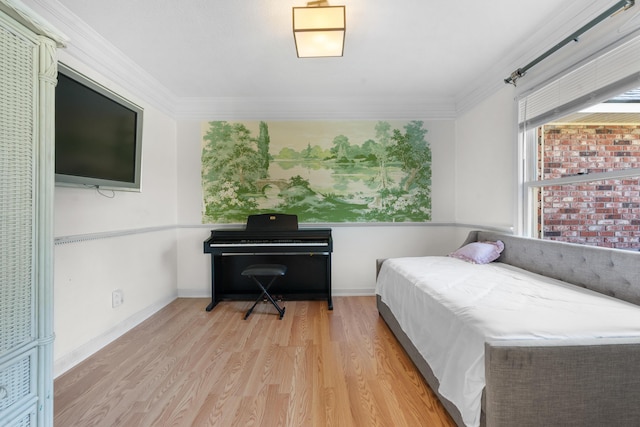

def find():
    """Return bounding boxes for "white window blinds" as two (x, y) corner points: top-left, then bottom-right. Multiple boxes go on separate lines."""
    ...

(518, 33), (640, 129)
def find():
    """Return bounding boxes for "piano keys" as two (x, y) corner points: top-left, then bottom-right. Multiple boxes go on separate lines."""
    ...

(203, 215), (332, 312)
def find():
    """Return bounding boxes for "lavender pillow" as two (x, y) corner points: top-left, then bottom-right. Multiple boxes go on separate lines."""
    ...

(449, 240), (504, 264)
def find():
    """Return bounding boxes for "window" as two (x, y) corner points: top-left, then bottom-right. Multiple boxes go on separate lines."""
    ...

(522, 90), (640, 249)
(518, 31), (640, 249)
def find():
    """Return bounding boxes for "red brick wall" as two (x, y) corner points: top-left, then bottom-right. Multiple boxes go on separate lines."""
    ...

(541, 124), (640, 250)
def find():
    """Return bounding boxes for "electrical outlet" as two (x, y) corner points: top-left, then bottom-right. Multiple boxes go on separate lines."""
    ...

(112, 289), (124, 308)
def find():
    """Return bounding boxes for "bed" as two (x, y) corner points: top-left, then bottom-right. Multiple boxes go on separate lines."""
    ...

(376, 230), (640, 427)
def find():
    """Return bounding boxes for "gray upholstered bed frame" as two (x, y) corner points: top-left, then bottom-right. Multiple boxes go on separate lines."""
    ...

(376, 230), (640, 427)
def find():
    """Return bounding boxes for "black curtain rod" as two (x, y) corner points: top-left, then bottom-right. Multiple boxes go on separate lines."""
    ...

(504, 0), (635, 86)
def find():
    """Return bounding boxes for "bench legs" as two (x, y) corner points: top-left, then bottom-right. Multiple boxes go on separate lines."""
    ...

(243, 274), (286, 320)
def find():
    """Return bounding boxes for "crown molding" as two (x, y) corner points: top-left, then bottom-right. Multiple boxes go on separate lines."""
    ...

(173, 96), (457, 121)
(25, 0), (179, 117)
(25, 0), (637, 122)
(1, 0), (67, 45)
(23, 0), (457, 121)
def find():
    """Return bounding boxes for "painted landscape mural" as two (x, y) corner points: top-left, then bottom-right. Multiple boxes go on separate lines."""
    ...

(201, 120), (432, 223)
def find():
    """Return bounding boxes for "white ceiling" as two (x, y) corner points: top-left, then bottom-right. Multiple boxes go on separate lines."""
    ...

(20, 0), (640, 116)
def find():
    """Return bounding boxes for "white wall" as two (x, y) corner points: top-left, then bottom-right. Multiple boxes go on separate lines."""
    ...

(176, 119), (460, 298)
(454, 85), (517, 230)
(53, 52), (179, 376)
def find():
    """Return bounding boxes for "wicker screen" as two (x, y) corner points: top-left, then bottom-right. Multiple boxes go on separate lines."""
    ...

(0, 23), (35, 355)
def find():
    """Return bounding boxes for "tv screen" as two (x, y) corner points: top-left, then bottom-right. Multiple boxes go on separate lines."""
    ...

(55, 64), (143, 190)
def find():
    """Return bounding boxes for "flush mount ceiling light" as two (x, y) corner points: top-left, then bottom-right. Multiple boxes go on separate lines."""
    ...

(293, 1), (345, 58)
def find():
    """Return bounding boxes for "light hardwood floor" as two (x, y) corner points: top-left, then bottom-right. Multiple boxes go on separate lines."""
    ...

(54, 297), (455, 426)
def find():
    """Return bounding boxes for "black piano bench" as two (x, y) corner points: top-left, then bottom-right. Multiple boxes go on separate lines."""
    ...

(242, 264), (287, 320)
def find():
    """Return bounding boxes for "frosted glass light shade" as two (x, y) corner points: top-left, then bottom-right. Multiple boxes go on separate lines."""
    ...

(293, 6), (345, 58)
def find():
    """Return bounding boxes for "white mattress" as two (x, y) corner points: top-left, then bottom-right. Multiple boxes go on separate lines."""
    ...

(376, 256), (640, 427)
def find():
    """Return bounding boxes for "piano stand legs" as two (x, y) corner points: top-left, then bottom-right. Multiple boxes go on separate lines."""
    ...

(205, 301), (217, 312)
(242, 265), (287, 320)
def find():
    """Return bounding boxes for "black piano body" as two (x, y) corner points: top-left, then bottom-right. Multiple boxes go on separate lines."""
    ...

(203, 227), (333, 311)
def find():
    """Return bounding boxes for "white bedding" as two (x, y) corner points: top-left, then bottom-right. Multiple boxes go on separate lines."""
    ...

(376, 256), (640, 427)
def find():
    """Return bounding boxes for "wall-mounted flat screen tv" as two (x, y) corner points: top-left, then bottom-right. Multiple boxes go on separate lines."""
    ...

(55, 63), (143, 191)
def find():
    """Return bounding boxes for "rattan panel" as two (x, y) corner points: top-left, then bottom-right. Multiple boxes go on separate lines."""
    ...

(4, 404), (36, 427)
(0, 23), (35, 355)
(14, 410), (35, 427)
(0, 352), (33, 412)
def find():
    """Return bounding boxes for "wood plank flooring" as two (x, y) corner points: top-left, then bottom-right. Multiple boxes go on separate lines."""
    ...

(54, 297), (455, 426)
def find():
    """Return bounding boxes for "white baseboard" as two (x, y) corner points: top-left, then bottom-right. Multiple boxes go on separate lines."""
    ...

(177, 289), (209, 298)
(53, 293), (177, 378)
(332, 288), (376, 296)
(177, 288), (376, 298)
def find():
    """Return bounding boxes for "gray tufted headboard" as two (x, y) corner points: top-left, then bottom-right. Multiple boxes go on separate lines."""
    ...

(464, 231), (640, 307)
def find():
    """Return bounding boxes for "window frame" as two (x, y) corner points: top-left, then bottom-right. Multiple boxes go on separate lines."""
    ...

(520, 119), (640, 242)
(517, 33), (640, 240)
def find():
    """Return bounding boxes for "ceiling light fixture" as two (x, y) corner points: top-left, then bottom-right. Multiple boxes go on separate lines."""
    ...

(293, 1), (345, 58)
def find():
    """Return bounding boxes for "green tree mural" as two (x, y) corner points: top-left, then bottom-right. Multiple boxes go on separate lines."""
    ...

(201, 120), (432, 223)
(202, 122), (262, 221)
(379, 120), (432, 221)
(369, 121), (394, 207)
(257, 121), (270, 178)
(388, 120), (432, 191)
(330, 134), (351, 162)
